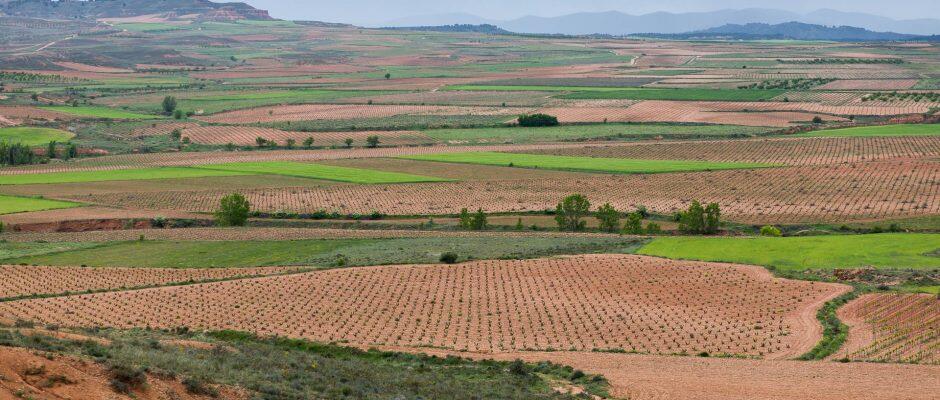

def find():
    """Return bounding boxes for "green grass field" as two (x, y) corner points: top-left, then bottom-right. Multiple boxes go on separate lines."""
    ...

(446, 85), (784, 101)
(795, 124), (940, 137)
(40, 106), (163, 120)
(195, 161), (450, 184)
(400, 152), (776, 174)
(6, 236), (644, 268)
(637, 233), (940, 271)
(0, 127), (74, 145)
(0, 167), (251, 185)
(422, 124), (769, 143)
(0, 194), (81, 215)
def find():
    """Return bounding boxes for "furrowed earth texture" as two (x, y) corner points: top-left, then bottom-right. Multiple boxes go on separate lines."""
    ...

(0, 10), (937, 400)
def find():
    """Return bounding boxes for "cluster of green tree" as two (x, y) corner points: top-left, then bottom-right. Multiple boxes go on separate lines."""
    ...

(778, 58), (904, 64)
(742, 78), (834, 90)
(0, 142), (38, 166)
(517, 114), (559, 127)
(46, 140), (78, 160)
(215, 193), (251, 227)
(250, 136), (380, 149)
(554, 194), (661, 234)
(458, 208), (488, 230)
(161, 96), (194, 119)
(0, 71), (80, 83)
(674, 200), (721, 234)
(863, 91), (940, 103)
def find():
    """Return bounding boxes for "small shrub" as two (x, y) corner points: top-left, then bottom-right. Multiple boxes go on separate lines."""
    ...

(517, 113), (559, 127)
(439, 252), (459, 264)
(108, 364), (147, 394)
(183, 377), (219, 397)
(508, 359), (528, 376)
(760, 225), (782, 237)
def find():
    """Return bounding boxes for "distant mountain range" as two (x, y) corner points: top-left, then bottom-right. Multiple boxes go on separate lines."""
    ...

(642, 22), (928, 41)
(381, 8), (940, 36)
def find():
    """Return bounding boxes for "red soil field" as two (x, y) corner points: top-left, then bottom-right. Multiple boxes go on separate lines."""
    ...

(0, 265), (300, 300)
(536, 104), (843, 127)
(818, 79), (919, 90)
(836, 293), (939, 364)
(0, 106), (76, 124)
(524, 136), (940, 166)
(73, 160), (940, 224)
(0, 255), (848, 358)
(180, 126), (432, 146)
(378, 347), (940, 400)
(197, 104), (527, 124)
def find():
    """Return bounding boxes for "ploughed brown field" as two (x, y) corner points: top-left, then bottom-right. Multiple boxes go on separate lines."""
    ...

(0, 255), (848, 359)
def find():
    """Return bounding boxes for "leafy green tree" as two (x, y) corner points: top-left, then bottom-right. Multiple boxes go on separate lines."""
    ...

(515, 218), (524, 231)
(173, 109), (184, 119)
(255, 137), (267, 148)
(170, 129), (182, 142)
(622, 212), (643, 234)
(162, 96), (177, 114)
(458, 208), (472, 230)
(47, 141), (56, 159)
(214, 193), (251, 227)
(344, 138), (354, 148)
(646, 222), (662, 235)
(285, 138), (296, 149)
(470, 208), (488, 230)
(303, 137), (314, 149)
(384, 72), (391, 80)
(595, 203), (620, 233)
(555, 194), (590, 231)
(704, 202), (721, 234)
(366, 135), (380, 148)
(678, 200), (706, 234)
(517, 113), (559, 127)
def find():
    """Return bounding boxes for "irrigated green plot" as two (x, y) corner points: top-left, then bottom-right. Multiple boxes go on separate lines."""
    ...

(0, 194), (81, 215)
(0, 127), (75, 145)
(423, 124), (769, 143)
(637, 233), (940, 271)
(400, 152), (776, 174)
(446, 85), (784, 101)
(0, 167), (252, 186)
(40, 106), (163, 120)
(195, 161), (450, 184)
(794, 124), (940, 137)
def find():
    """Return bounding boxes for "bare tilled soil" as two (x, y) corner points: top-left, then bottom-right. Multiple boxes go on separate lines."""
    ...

(0, 255), (848, 358)
(0, 345), (246, 400)
(197, 104), (528, 124)
(523, 136), (940, 166)
(835, 293), (939, 364)
(73, 160), (940, 224)
(0, 265), (302, 300)
(180, 126), (433, 146)
(370, 346), (940, 400)
(536, 104), (846, 127)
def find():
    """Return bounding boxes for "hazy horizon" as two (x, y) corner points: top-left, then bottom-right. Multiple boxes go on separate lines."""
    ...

(239, 0), (940, 25)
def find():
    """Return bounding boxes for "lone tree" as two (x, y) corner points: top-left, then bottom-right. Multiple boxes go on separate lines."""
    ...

(384, 72), (391, 80)
(678, 201), (721, 234)
(161, 96), (177, 115)
(255, 137), (267, 148)
(170, 129), (182, 142)
(458, 208), (472, 230)
(285, 138), (296, 149)
(366, 135), (380, 148)
(47, 141), (56, 159)
(303, 137), (314, 149)
(517, 113), (559, 127)
(344, 138), (354, 148)
(622, 212), (643, 234)
(214, 193), (250, 227)
(469, 208), (488, 231)
(555, 194), (590, 231)
(595, 203), (620, 233)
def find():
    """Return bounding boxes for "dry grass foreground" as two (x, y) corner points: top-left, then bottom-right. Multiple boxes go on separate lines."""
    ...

(0, 345), (245, 400)
(836, 293), (939, 364)
(0, 255), (847, 359)
(0, 265), (301, 300)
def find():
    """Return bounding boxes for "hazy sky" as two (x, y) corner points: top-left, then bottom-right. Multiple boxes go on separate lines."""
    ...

(239, 0), (940, 25)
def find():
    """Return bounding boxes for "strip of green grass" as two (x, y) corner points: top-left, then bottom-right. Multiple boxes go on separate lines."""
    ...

(0, 127), (74, 145)
(400, 152), (776, 174)
(422, 124), (769, 143)
(40, 106), (163, 120)
(6, 236), (645, 268)
(445, 85), (784, 101)
(637, 233), (940, 271)
(794, 124), (940, 137)
(195, 161), (450, 184)
(0, 194), (80, 215)
(0, 167), (252, 185)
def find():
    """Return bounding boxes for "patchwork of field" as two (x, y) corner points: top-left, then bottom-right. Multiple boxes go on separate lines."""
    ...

(836, 293), (939, 364)
(75, 160), (939, 223)
(0, 255), (847, 358)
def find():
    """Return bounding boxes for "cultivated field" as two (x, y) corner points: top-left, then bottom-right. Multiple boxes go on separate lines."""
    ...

(836, 293), (939, 364)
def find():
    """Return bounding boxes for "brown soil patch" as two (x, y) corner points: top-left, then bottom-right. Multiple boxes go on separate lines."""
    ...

(835, 293), (939, 364)
(0, 106), (76, 124)
(181, 126), (432, 146)
(197, 104), (527, 124)
(0, 265), (301, 300)
(0, 346), (245, 400)
(0, 255), (847, 359)
(818, 79), (919, 90)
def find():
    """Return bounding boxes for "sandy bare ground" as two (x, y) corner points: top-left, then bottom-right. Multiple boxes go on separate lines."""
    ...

(370, 346), (940, 400)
